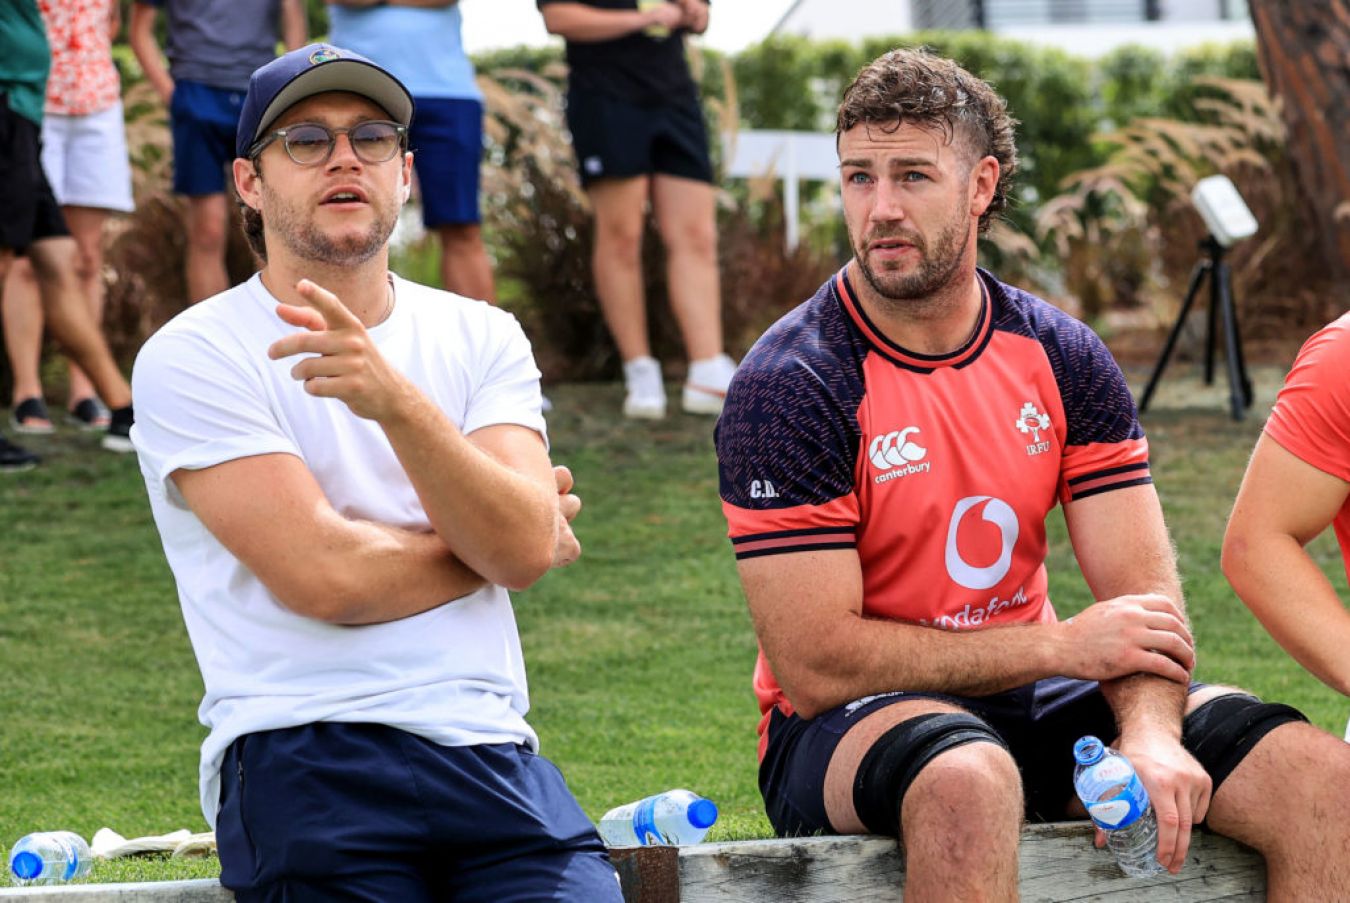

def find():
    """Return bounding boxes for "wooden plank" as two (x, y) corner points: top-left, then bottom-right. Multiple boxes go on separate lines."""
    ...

(0, 823), (1265, 902)
(0, 879), (233, 901)
(675, 823), (1265, 903)
(610, 845), (681, 903)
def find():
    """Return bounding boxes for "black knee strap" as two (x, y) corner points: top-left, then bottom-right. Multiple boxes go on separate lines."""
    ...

(1183, 693), (1308, 798)
(852, 712), (1008, 836)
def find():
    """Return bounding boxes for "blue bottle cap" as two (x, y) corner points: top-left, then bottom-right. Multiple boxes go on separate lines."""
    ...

(688, 798), (718, 829)
(11, 850), (43, 879)
(1073, 735), (1104, 765)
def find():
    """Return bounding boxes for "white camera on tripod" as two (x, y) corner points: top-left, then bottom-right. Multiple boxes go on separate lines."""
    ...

(1191, 175), (1258, 248)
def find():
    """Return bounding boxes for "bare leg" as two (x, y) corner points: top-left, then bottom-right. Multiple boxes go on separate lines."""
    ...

(26, 237), (131, 410)
(2, 259), (49, 418)
(588, 176), (652, 363)
(61, 206), (110, 407)
(823, 699), (1021, 902)
(436, 223), (496, 303)
(650, 174), (722, 362)
(1188, 687), (1350, 898)
(185, 193), (229, 302)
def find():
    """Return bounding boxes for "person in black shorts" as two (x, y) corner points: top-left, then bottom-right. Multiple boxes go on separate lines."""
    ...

(1, 0), (136, 467)
(539, 0), (737, 420)
(715, 47), (1350, 898)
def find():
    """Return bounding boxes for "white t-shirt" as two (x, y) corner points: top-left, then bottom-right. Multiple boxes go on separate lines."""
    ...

(131, 273), (548, 826)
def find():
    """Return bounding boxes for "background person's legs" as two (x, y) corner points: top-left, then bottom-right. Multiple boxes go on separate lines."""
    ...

(437, 223), (494, 302)
(185, 193), (229, 302)
(409, 97), (496, 303)
(61, 206), (112, 424)
(0, 248), (40, 470)
(26, 237), (131, 416)
(2, 259), (51, 431)
(589, 176), (667, 418)
(651, 173), (736, 414)
(651, 173), (722, 362)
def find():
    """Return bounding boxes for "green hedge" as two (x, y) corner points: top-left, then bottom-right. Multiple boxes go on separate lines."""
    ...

(727, 32), (1257, 224)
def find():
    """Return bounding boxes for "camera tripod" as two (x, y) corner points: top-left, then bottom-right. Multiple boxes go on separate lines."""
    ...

(1137, 236), (1253, 421)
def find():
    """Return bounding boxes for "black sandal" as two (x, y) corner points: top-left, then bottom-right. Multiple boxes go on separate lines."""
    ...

(66, 397), (111, 431)
(10, 397), (54, 435)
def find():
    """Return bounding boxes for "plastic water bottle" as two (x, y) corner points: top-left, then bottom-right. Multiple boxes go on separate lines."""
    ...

(597, 789), (718, 846)
(1072, 736), (1164, 878)
(8, 831), (93, 885)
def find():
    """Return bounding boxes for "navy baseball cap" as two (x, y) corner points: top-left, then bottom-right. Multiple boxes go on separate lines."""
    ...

(236, 43), (414, 159)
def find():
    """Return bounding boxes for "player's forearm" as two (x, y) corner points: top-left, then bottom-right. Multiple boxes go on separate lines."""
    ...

(541, 3), (659, 42)
(778, 618), (1062, 719)
(1225, 531), (1350, 696)
(1096, 564), (1189, 738)
(274, 517), (486, 625)
(379, 393), (556, 591)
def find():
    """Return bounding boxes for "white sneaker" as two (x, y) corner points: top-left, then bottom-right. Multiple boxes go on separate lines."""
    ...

(682, 353), (738, 415)
(622, 356), (667, 419)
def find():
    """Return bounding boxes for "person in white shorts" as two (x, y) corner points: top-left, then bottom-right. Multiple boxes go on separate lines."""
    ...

(3, 0), (135, 434)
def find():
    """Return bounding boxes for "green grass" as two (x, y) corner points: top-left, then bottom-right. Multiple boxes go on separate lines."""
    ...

(1, 368), (1345, 885)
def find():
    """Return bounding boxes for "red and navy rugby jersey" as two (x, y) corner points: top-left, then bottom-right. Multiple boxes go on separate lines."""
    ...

(715, 268), (1151, 738)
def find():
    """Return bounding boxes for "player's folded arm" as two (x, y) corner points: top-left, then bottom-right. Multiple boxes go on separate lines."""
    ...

(172, 453), (485, 625)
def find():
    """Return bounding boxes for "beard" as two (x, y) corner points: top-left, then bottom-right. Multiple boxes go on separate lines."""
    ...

(853, 200), (971, 304)
(260, 180), (399, 267)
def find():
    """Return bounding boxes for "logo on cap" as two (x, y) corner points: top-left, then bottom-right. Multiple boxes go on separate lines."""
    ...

(309, 46), (342, 65)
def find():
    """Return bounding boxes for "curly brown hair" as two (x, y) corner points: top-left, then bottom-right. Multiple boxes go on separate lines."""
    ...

(837, 48), (1018, 233)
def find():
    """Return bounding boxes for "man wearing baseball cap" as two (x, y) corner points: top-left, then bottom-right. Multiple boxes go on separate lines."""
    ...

(130, 44), (621, 900)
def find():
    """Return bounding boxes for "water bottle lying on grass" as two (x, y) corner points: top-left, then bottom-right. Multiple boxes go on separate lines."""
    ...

(597, 789), (719, 846)
(8, 831), (93, 885)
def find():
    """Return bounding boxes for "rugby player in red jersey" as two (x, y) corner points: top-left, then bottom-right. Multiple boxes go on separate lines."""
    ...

(716, 48), (1350, 900)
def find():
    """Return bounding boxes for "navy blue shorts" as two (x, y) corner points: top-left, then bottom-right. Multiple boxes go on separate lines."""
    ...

(216, 722), (623, 902)
(760, 677), (1207, 836)
(565, 88), (713, 187)
(170, 80), (245, 196)
(408, 97), (484, 228)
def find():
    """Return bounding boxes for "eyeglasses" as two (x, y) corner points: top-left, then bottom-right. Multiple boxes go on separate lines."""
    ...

(250, 120), (408, 166)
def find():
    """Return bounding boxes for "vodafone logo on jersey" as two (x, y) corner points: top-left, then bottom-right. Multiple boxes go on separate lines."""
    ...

(870, 427), (931, 484)
(944, 495), (1019, 590)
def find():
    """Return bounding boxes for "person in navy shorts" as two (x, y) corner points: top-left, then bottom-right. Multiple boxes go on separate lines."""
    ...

(130, 44), (622, 901)
(129, 0), (306, 302)
(329, 0), (497, 302)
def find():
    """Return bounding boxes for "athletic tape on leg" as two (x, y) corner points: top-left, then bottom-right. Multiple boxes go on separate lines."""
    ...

(852, 712), (1008, 836)
(1183, 693), (1307, 800)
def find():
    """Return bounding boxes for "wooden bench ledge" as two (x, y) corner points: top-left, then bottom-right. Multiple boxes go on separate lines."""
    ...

(0, 822), (1265, 902)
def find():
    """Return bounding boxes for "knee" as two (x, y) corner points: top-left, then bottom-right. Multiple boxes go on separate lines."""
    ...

(856, 712), (1018, 839)
(187, 210), (228, 253)
(663, 219), (717, 261)
(909, 742), (1022, 822)
(593, 218), (643, 262)
(72, 249), (100, 286)
(438, 224), (483, 254)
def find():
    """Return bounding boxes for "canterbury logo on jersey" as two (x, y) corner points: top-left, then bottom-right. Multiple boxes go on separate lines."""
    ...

(869, 427), (930, 483)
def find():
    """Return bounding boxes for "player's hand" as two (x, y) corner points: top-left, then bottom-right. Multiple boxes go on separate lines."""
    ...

(268, 279), (412, 422)
(552, 465), (582, 568)
(1056, 594), (1194, 684)
(1107, 732), (1211, 874)
(646, 1), (684, 32)
(677, 0), (709, 32)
